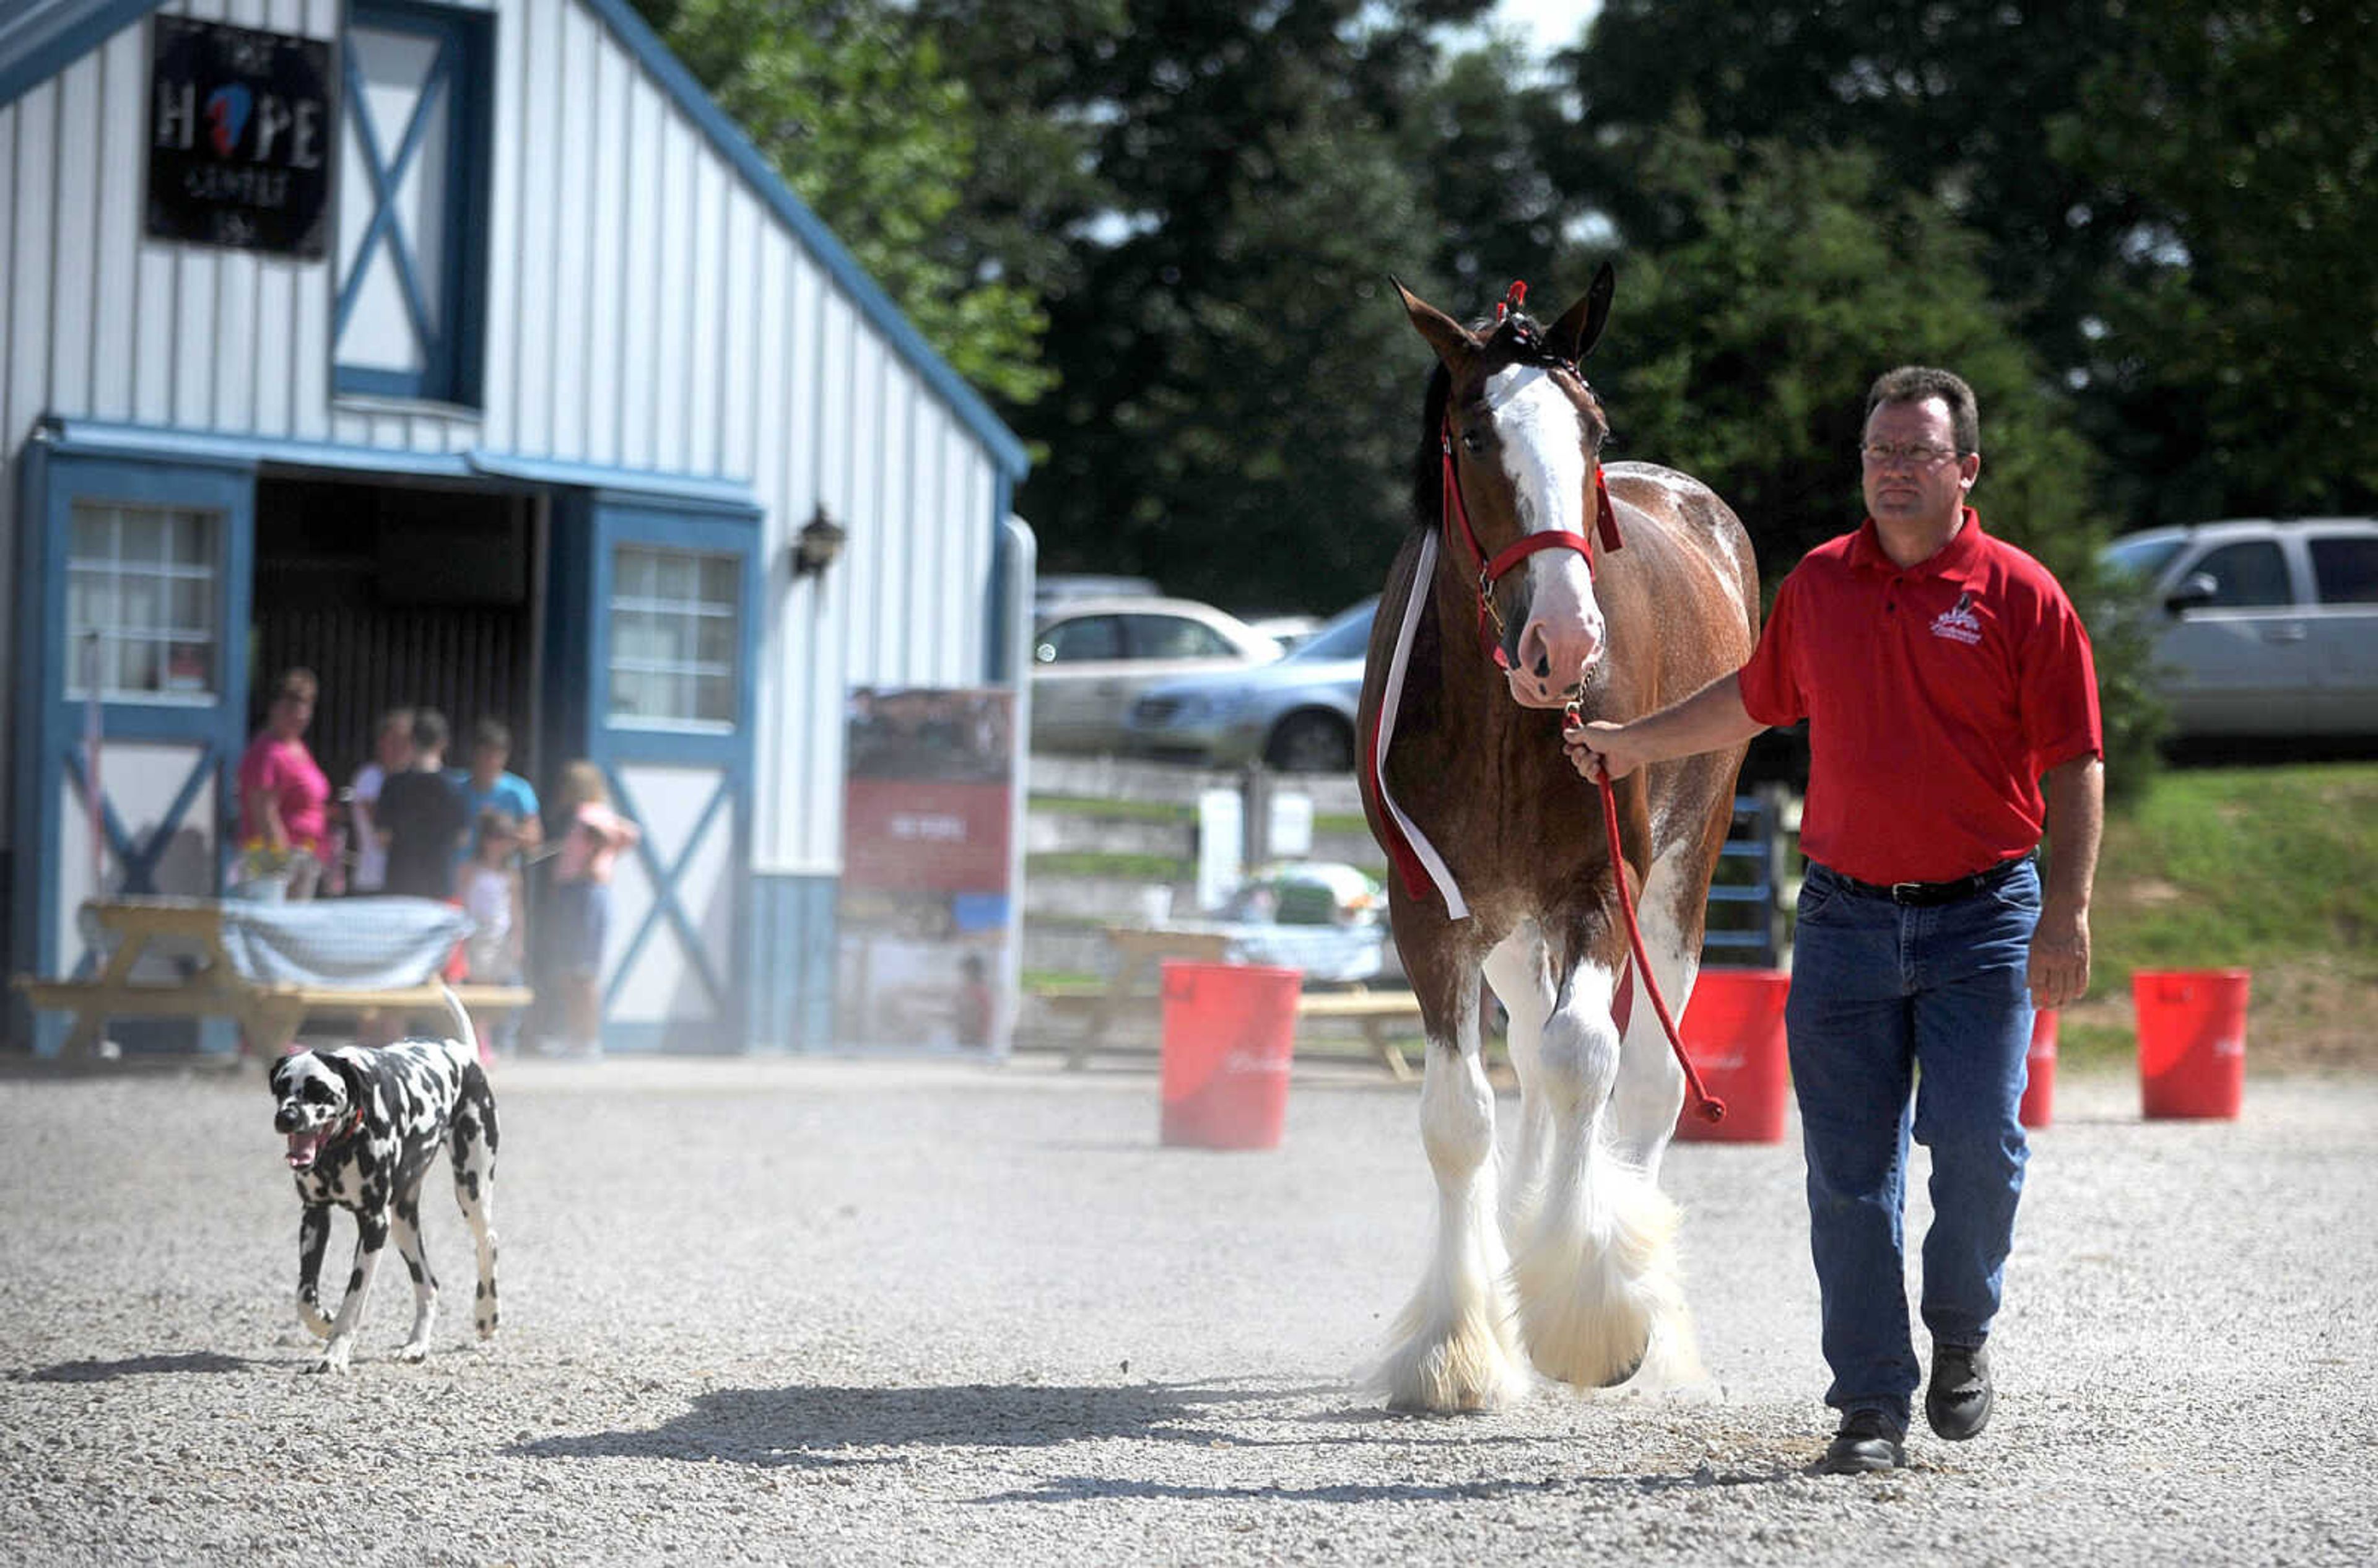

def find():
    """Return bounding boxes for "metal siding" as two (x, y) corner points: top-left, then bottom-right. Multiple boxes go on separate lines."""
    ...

(172, 251), (213, 426)
(614, 69), (661, 469)
(686, 154), (723, 474)
(8, 84), (54, 454)
(937, 419), (972, 684)
(747, 227), (785, 518)
(580, 25), (627, 468)
(510, 0), (559, 456)
(88, 28), (141, 422)
(653, 112), (695, 471)
(781, 245), (818, 529)
(474, 0), (522, 451)
(718, 184), (757, 481)
(48, 47), (97, 417)
(547, 0), (591, 458)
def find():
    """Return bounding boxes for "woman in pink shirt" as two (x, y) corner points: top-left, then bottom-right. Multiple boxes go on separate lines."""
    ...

(536, 759), (641, 1057)
(236, 668), (331, 900)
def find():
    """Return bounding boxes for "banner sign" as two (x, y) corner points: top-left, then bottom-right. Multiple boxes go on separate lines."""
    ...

(147, 16), (335, 258)
(837, 689), (1017, 1053)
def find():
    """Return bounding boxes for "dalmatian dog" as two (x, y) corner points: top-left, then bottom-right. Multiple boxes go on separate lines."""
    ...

(268, 1027), (499, 1374)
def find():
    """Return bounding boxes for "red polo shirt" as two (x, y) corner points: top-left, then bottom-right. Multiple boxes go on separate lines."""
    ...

(1737, 508), (2101, 886)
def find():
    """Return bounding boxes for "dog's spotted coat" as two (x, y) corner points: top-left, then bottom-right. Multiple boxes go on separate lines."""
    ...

(268, 1039), (499, 1372)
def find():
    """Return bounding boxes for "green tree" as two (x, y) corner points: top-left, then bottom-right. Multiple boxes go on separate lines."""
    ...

(1395, 37), (1586, 304)
(632, 0), (1054, 405)
(2052, 0), (2378, 523)
(919, 1), (1499, 611)
(1600, 124), (2162, 794)
(1553, 0), (2143, 396)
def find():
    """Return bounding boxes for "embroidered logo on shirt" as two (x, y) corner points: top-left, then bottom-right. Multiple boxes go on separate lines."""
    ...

(1930, 590), (1984, 646)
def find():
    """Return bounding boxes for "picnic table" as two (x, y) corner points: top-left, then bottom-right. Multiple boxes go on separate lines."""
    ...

(11, 896), (531, 1057)
(1061, 918), (1420, 1078)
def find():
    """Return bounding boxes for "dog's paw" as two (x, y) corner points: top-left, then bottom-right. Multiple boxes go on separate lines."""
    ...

(396, 1342), (430, 1364)
(311, 1346), (354, 1375)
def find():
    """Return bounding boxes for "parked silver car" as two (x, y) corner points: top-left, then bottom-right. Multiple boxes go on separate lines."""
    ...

(1030, 596), (1282, 754)
(1123, 598), (1378, 772)
(2102, 517), (2378, 739)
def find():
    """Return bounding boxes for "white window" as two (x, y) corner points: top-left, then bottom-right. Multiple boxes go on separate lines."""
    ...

(66, 503), (220, 702)
(608, 545), (739, 729)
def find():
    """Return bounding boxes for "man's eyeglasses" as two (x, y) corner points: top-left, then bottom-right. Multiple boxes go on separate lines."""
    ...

(1861, 442), (1962, 468)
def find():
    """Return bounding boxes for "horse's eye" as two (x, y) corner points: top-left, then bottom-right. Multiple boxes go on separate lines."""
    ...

(1460, 427), (1491, 456)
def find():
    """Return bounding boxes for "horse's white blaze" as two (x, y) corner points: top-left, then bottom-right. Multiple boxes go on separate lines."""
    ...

(1484, 364), (1605, 700)
(1372, 983), (1530, 1412)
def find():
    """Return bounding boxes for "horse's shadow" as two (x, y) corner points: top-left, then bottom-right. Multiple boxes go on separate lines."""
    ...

(11, 1351), (260, 1383)
(508, 1379), (1814, 1499)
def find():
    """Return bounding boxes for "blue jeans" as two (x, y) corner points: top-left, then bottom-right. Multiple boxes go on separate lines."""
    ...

(1786, 859), (2039, 1431)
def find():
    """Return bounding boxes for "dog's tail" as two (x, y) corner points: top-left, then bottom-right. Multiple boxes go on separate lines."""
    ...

(438, 983), (486, 1068)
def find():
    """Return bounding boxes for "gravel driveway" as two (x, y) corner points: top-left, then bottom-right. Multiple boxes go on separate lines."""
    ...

(2, 1053), (2372, 1566)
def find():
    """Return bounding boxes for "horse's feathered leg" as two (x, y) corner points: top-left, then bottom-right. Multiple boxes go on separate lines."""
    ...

(1370, 946), (1531, 1413)
(1507, 948), (1688, 1391)
(1483, 928), (1555, 1244)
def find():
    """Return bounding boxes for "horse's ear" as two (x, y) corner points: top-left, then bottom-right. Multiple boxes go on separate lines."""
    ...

(1392, 276), (1478, 372)
(1548, 261), (1616, 365)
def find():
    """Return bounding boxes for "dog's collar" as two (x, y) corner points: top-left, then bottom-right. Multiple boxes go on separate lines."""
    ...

(324, 1105), (368, 1147)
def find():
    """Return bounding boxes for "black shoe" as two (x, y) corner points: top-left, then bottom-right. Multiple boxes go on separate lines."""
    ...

(1927, 1343), (1993, 1441)
(1816, 1409), (1905, 1475)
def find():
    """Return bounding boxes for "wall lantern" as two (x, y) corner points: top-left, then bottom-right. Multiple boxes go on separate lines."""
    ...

(792, 505), (847, 578)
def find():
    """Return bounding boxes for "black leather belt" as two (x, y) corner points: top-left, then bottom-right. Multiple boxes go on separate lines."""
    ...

(1831, 857), (2029, 907)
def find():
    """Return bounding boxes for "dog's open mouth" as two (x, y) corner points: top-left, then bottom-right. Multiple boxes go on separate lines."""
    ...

(285, 1129), (331, 1171)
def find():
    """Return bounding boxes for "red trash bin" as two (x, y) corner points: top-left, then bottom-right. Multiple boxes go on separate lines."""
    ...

(1159, 962), (1302, 1149)
(2019, 1008), (2058, 1130)
(1671, 968), (1791, 1143)
(2133, 969), (2249, 1120)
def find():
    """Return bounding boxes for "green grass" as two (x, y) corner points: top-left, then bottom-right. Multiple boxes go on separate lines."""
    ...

(2063, 761), (2378, 1067)
(1028, 795), (1195, 824)
(1024, 851), (1188, 881)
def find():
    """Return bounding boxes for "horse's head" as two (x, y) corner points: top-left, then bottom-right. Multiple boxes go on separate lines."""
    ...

(1396, 265), (1618, 710)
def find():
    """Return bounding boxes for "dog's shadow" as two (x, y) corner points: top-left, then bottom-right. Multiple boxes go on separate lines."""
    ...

(12, 1351), (260, 1383)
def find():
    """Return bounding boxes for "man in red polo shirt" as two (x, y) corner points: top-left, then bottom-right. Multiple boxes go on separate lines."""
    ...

(1565, 366), (2104, 1475)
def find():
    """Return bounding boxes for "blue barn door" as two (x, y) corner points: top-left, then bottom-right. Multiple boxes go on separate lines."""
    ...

(10, 437), (255, 1055)
(543, 490), (762, 1052)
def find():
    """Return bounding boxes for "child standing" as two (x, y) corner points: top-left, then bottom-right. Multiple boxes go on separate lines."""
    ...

(537, 760), (640, 1059)
(459, 809), (527, 1054)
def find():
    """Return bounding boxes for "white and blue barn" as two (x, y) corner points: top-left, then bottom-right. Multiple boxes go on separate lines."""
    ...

(1, 0), (1031, 1053)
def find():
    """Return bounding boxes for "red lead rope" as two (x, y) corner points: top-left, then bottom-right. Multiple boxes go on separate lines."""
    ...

(1585, 736), (1726, 1125)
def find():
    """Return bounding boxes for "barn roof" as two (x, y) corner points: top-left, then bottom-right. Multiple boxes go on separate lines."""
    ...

(0, 0), (1029, 479)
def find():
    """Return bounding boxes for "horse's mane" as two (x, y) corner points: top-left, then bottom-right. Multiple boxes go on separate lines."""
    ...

(1404, 310), (1582, 533)
(1408, 362), (1454, 532)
